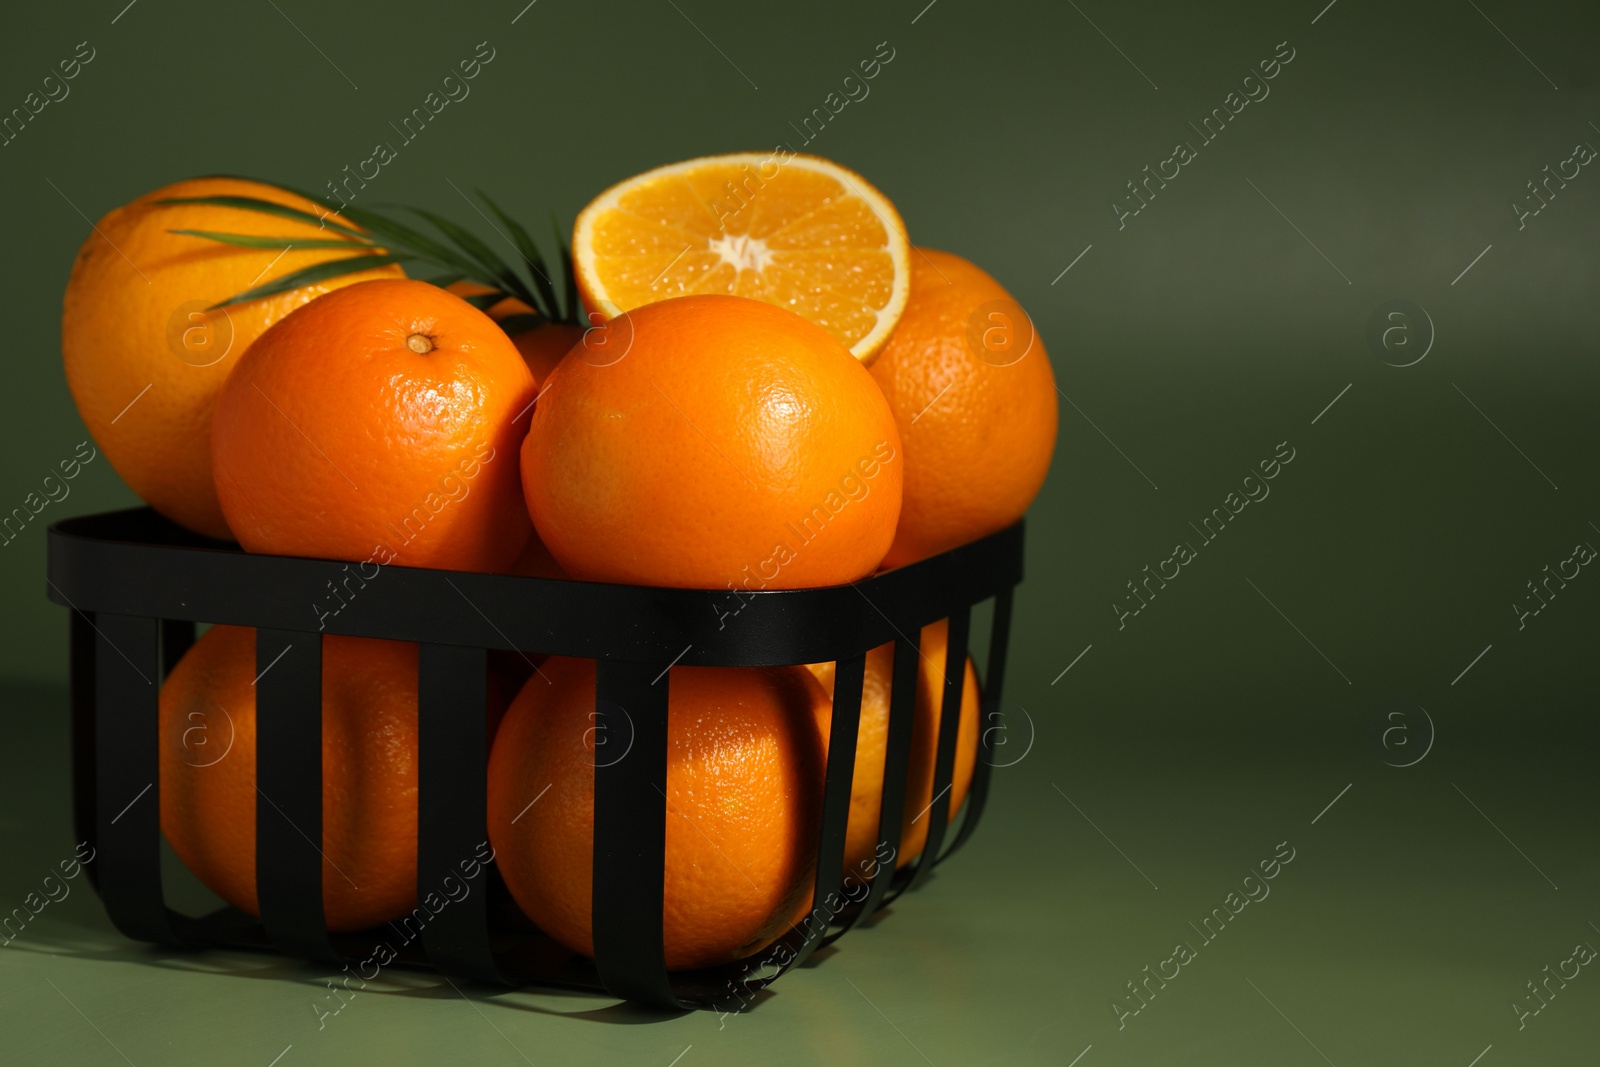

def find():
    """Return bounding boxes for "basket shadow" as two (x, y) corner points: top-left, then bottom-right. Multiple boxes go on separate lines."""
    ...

(364, 976), (689, 1023)
(8, 921), (686, 1024)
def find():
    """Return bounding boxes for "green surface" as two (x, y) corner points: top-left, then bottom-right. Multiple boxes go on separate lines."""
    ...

(3, 0), (1598, 1063)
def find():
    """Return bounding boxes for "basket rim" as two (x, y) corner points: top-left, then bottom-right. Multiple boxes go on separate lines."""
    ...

(47, 507), (1024, 666)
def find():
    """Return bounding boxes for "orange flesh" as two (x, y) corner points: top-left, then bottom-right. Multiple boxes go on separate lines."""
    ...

(586, 160), (901, 354)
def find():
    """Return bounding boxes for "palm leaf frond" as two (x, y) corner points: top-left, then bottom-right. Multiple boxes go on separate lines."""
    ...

(165, 181), (577, 321)
(208, 253), (408, 309)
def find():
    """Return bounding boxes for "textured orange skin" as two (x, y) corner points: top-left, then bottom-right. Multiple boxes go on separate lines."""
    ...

(61, 178), (404, 540)
(807, 619), (980, 874)
(521, 294), (904, 588)
(445, 281), (586, 388)
(487, 658), (828, 971)
(870, 249), (1058, 567)
(212, 279), (536, 571)
(158, 626), (420, 932)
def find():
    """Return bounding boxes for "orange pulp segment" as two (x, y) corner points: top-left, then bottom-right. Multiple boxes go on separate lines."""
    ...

(572, 152), (911, 362)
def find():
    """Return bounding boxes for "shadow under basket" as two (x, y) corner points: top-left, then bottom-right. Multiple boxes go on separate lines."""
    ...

(46, 508), (1024, 1011)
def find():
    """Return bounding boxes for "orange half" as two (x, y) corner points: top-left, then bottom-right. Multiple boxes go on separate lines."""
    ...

(572, 152), (911, 363)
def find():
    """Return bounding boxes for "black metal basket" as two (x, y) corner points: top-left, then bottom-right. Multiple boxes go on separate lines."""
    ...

(45, 507), (1023, 1010)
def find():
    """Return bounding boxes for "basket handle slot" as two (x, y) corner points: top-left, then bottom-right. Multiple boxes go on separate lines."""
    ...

(255, 628), (340, 963)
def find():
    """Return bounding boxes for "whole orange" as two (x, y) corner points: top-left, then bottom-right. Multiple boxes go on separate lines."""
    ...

(870, 249), (1058, 567)
(487, 658), (828, 970)
(808, 619), (980, 876)
(520, 294), (904, 588)
(212, 279), (536, 571)
(158, 625), (420, 932)
(445, 280), (585, 388)
(61, 177), (403, 540)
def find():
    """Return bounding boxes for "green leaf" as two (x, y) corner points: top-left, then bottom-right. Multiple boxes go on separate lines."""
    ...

(209, 253), (407, 309)
(160, 179), (580, 322)
(153, 195), (369, 241)
(167, 228), (373, 252)
(403, 206), (536, 309)
(333, 205), (484, 281)
(478, 191), (557, 319)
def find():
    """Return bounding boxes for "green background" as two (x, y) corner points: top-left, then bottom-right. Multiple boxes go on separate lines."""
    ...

(2, 0), (1597, 1063)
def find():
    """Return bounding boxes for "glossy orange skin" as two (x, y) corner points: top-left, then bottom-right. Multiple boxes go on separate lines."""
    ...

(870, 249), (1058, 567)
(158, 626), (420, 932)
(808, 619), (980, 874)
(61, 177), (403, 540)
(486, 658), (828, 970)
(521, 294), (904, 588)
(212, 279), (536, 571)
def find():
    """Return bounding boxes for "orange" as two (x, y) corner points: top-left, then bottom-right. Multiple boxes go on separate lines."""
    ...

(445, 280), (585, 388)
(869, 249), (1058, 567)
(521, 294), (904, 588)
(158, 625), (420, 932)
(486, 658), (828, 971)
(807, 619), (980, 875)
(572, 152), (911, 362)
(61, 177), (404, 540)
(212, 279), (536, 572)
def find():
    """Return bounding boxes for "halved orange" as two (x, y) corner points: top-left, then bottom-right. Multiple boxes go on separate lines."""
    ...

(572, 152), (911, 363)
